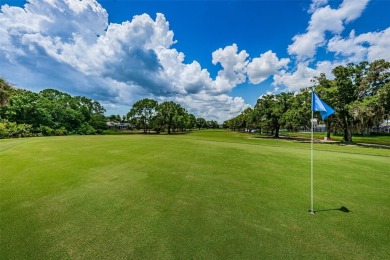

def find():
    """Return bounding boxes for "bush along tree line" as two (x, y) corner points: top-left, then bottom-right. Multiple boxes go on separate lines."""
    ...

(0, 80), (107, 138)
(224, 60), (390, 142)
(126, 98), (218, 134)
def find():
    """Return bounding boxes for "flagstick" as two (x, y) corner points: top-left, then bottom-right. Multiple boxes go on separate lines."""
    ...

(309, 91), (335, 215)
(310, 109), (315, 214)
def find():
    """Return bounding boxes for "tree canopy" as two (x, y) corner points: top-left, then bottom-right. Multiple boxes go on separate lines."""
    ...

(126, 99), (203, 134)
(225, 60), (390, 142)
(0, 80), (107, 138)
(127, 98), (158, 134)
(0, 77), (214, 138)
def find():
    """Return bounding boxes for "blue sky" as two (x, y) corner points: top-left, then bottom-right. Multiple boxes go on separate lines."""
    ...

(1, 0), (389, 122)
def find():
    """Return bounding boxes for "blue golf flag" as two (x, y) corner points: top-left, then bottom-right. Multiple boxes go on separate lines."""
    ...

(312, 92), (335, 120)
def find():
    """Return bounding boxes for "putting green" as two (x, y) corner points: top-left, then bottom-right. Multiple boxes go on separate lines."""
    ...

(1, 130), (389, 259)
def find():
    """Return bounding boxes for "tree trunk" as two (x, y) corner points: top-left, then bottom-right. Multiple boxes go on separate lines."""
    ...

(343, 128), (352, 142)
(325, 119), (331, 139)
(326, 130), (331, 139)
(274, 126), (280, 138)
(342, 116), (352, 142)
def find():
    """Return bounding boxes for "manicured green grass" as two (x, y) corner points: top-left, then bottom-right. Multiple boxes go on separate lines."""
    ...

(1, 130), (389, 259)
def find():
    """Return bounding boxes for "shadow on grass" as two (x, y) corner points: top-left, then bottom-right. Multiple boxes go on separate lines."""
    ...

(309, 206), (351, 214)
(253, 134), (390, 149)
(253, 135), (310, 142)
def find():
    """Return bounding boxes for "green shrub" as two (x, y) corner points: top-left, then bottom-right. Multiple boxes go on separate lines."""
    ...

(75, 123), (97, 135)
(37, 125), (54, 136)
(0, 121), (33, 138)
(53, 127), (68, 136)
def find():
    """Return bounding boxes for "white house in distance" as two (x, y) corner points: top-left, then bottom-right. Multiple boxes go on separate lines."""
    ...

(106, 122), (130, 130)
(305, 118), (390, 134)
(372, 119), (390, 133)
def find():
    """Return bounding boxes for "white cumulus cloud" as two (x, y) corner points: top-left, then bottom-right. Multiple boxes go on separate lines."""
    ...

(247, 50), (290, 84)
(328, 28), (390, 62)
(288, 0), (369, 61)
(175, 93), (250, 122)
(273, 62), (319, 91)
(308, 0), (328, 13)
(2, 0), (385, 123)
(212, 44), (249, 93)
(0, 0), (252, 122)
(272, 58), (347, 92)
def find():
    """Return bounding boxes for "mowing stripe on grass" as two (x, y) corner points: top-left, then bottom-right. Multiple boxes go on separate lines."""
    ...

(1, 131), (389, 259)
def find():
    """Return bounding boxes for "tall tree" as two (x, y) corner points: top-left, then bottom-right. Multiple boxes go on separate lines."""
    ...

(378, 82), (390, 123)
(186, 114), (197, 130)
(173, 105), (188, 132)
(255, 92), (293, 137)
(332, 65), (356, 142)
(330, 60), (390, 141)
(348, 95), (383, 134)
(348, 60), (390, 134)
(158, 101), (180, 134)
(196, 117), (207, 130)
(4, 89), (52, 127)
(281, 89), (311, 132)
(313, 74), (337, 139)
(207, 120), (220, 129)
(127, 98), (158, 134)
(240, 107), (255, 132)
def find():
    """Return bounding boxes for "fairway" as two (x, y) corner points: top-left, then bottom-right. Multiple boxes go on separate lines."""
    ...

(1, 130), (389, 259)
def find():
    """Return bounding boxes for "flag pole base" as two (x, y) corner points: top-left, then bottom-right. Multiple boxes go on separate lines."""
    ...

(308, 210), (316, 214)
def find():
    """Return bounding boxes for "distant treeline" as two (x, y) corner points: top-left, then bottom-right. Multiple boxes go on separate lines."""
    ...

(2, 60), (389, 140)
(122, 98), (218, 134)
(224, 60), (390, 142)
(0, 79), (218, 138)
